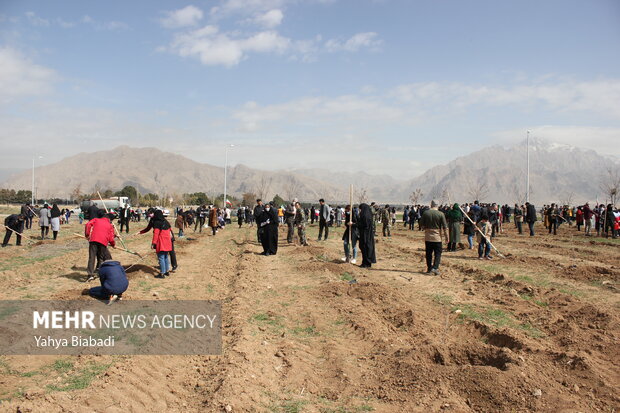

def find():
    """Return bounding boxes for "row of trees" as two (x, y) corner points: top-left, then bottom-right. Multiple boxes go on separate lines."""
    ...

(0, 189), (32, 204)
(0, 189), (76, 205)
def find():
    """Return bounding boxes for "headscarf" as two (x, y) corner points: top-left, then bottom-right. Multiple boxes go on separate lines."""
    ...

(152, 209), (171, 230)
(445, 203), (462, 221)
(50, 204), (61, 218)
(358, 203), (373, 229)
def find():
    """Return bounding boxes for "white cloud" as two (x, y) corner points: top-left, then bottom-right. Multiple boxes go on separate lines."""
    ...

(160, 5), (204, 29)
(326, 32), (381, 52)
(213, 0), (287, 16)
(79, 15), (128, 31)
(232, 94), (404, 132)
(103, 21), (129, 31)
(56, 18), (75, 28)
(253, 9), (284, 28)
(0, 48), (57, 103)
(25, 11), (50, 27)
(166, 25), (291, 66)
(390, 78), (620, 119)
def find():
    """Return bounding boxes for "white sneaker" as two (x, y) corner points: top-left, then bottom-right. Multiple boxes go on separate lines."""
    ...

(107, 295), (119, 305)
(341, 257), (347, 262)
(351, 259), (357, 264)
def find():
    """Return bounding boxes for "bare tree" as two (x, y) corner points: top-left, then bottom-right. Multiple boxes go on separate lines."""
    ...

(283, 176), (300, 202)
(409, 188), (423, 205)
(559, 191), (575, 207)
(242, 192), (257, 206)
(70, 184), (82, 203)
(467, 179), (489, 202)
(600, 167), (620, 206)
(356, 186), (368, 205)
(512, 187), (526, 205)
(255, 174), (272, 201)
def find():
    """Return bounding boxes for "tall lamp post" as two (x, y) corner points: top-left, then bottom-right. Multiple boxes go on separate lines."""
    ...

(223, 144), (234, 211)
(526, 130), (530, 203)
(32, 155), (43, 204)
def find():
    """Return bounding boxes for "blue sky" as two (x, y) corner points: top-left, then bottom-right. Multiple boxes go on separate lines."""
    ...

(1, 0), (619, 178)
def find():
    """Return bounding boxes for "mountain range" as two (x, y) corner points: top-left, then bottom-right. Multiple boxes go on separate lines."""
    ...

(2, 139), (618, 205)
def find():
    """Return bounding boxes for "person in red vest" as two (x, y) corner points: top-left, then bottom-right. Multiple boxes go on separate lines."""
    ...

(151, 210), (174, 278)
(84, 210), (116, 281)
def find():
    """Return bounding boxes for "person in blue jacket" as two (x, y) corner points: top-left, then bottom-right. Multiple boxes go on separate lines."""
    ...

(86, 260), (129, 304)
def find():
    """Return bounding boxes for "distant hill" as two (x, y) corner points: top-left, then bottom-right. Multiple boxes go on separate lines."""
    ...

(1, 146), (347, 203)
(0, 168), (26, 183)
(398, 138), (619, 205)
(2, 140), (618, 205)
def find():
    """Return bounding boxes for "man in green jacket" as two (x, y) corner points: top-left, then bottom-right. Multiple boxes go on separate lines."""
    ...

(419, 200), (448, 275)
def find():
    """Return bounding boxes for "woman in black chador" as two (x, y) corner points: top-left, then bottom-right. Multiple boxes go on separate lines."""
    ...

(357, 203), (376, 268)
(259, 202), (279, 256)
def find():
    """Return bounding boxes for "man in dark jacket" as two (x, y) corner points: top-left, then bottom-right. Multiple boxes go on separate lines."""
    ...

(20, 203), (32, 229)
(525, 202), (537, 236)
(318, 199), (330, 241)
(284, 199), (297, 243)
(253, 199), (265, 243)
(2, 214), (26, 247)
(86, 260), (129, 304)
(118, 206), (130, 233)
(547, 203), (559, 235)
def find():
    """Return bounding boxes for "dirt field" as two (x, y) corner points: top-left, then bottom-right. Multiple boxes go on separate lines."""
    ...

(0, 216), (618, 413)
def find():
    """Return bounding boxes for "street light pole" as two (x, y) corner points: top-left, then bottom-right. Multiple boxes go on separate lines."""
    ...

(526, 130), (530, 203)
(32, 157), (35, 205)
(32, 155), (42, 204)
(223, 144), (234, 211)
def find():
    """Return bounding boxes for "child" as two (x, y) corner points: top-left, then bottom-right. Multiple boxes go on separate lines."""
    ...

(152, 213), (174, 278)
(476, 214), (492, 260)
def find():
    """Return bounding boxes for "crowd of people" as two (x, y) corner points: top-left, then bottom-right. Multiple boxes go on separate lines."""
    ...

(2, 196), (619, 304)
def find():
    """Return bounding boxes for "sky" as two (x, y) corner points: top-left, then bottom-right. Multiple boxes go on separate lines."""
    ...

(1, 0), (619, 178)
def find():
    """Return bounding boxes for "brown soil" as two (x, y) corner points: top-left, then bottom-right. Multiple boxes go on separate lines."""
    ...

(0, 220), (618, 412)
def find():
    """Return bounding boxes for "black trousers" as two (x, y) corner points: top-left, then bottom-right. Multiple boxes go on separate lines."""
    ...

(604, 222), (617, 238)
(286, 220), (294, 243)
(87, 242), (112, 276)
(318, 219), (329, 239)
(516, 221), (523, 234)
(3, 229), (22, 246)
(548, 219), (557, 235)
(425, 241), (442, 271)
(195, 217), (205, 232)
(528, 221), (535, 236)
(119, 219), (129, 233)
(170, 242), (177, 268)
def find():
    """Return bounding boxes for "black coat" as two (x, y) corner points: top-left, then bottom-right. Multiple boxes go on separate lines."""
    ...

(259, 208), (279, 254)
(342, 211), (359, 243)
(357, 204), (376, 265)
(526, 204), (537, 223)
(87, 205), (99, 220)
(5, 214), (24, 231)
(463, 218), (476, 236)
